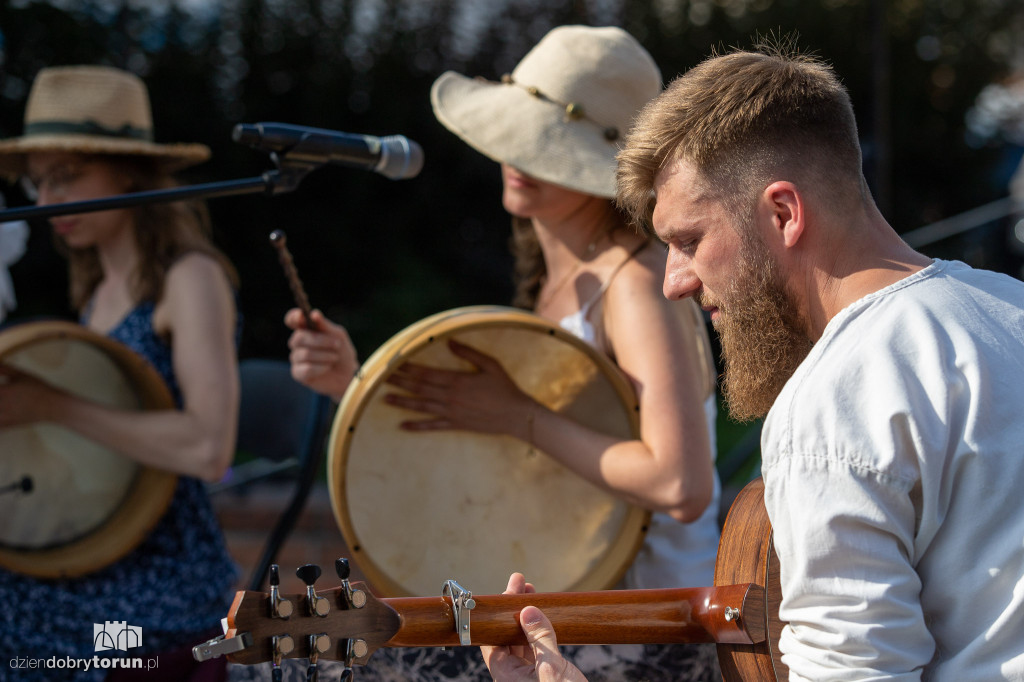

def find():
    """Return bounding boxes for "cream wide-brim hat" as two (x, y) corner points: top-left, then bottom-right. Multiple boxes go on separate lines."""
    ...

(431, 25), (662, 200)
(0, 65), (210, 181)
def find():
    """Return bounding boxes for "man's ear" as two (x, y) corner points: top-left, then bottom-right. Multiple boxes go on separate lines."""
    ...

(762, 181), (804, 249)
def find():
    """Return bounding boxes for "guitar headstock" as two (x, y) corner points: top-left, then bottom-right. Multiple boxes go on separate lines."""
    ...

(194, 560), (400, 669)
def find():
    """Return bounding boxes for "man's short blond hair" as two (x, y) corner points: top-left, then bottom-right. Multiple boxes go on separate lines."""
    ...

(617, 44), (864, 231)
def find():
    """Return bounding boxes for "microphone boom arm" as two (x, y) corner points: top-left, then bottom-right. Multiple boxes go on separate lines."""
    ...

(0, 158), (318, 223)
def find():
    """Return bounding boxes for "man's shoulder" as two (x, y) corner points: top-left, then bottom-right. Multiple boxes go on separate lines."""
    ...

(894, 259), (1024, 308)
(763, 259), (1024, 473)
(830, 259), (1022, 347)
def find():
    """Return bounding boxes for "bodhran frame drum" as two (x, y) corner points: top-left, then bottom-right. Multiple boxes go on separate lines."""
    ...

(0, 321), (178, 579)
(328, 306), (650, 597)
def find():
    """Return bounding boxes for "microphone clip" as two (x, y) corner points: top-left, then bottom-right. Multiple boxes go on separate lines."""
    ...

(260, 155), (320, 196)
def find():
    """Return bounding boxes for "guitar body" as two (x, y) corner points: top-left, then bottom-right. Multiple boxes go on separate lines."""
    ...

(715, 477), (787, 682)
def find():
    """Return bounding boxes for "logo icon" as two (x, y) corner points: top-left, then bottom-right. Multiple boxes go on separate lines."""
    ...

(94, 621), (143, 652)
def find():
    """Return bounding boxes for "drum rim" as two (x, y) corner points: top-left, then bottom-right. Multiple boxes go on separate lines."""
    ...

(0, 320), (178, 579)
(327, 305), (649, 597)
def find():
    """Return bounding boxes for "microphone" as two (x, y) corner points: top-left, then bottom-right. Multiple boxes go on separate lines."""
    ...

(232, 122), (424, 180)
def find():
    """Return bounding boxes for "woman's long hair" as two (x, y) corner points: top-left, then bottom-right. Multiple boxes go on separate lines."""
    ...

(509, 215), (545, 310)
(63, 155), (239, 312)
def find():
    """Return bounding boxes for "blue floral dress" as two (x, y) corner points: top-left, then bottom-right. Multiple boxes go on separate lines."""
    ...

(0, 303), (238, 681)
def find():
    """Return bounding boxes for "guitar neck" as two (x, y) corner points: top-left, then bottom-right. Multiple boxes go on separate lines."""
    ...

(385, 583), (763, 648)
(208, 478), (780, 679)
(222, 583), (765, 666)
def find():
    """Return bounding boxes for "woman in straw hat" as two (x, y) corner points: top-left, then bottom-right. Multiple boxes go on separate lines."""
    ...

(282, 26), (721, 681)
(0, 65), (239, 681)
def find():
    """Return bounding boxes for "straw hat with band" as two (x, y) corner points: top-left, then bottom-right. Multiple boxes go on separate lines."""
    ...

(0, 65), (210, 182)
(430, 25), (661, 200)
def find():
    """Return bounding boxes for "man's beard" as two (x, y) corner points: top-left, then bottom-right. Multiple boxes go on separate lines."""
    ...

(706, 242), (813, 422)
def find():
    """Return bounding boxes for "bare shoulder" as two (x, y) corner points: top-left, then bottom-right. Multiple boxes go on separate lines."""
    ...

(162, 253), (235, 307)
(605, 239), (668, 300)
(155, 253), (235, 333)
(165, 252), (231, 287)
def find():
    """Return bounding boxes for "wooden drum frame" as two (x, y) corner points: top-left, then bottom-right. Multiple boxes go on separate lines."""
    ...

(0, 321), (178, 579)
(328, 306), (649, 597)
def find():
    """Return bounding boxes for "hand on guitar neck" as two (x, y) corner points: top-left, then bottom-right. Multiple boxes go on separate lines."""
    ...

(485, 479), (786, 682)
(481, 573), (588, 682)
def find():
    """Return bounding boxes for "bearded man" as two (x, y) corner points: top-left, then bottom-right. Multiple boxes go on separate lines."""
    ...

(484, 44), (1024, 682)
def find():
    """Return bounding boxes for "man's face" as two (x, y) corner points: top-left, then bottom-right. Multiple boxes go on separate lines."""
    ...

(652, 159), (813, 421)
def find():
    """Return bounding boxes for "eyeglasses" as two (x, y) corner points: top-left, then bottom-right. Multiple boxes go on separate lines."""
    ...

(20, 159), (97, 202)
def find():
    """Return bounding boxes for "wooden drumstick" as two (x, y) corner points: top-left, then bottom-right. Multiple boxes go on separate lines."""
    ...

(269, 230), (314, 327)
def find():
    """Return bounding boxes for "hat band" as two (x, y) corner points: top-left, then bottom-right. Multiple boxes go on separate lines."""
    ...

(500, 74), (619, 142)
(24, 119), (154, 142)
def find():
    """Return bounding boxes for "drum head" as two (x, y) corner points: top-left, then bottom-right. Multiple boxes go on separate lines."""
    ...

(0, 321), (177, 578)
(328, 306), (649, 597)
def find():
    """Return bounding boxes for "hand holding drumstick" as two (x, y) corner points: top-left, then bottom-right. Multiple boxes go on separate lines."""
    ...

(273, 230), (359, 402)
(284, 308), (357, 401)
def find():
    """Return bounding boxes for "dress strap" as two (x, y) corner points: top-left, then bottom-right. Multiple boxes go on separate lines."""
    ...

(577, 239), (651, 317)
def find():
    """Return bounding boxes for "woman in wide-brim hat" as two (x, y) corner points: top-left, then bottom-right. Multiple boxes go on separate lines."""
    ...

(0, 65), (209, 179)
(0, 64), (240, 682)
(283, 25), (723, 681)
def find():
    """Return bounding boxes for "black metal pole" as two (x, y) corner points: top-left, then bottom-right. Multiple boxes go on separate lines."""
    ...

(0, 163), (316, 223)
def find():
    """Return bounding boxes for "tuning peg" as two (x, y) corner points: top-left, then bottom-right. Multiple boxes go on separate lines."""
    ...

(273, 634), (295, 657)
(296, 563), (322, 585)
(305, 633), (330, 682)
(271, 634), (294, 681)
(345, 638), (368, 661)
(335, 558), (367, 609)
(336, 636), (367, 682)
(268, 565), (293, 619)
(297, 564), (330, 617)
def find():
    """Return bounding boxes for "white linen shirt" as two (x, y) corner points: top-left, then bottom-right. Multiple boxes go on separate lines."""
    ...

(762, 259), (1024, 681)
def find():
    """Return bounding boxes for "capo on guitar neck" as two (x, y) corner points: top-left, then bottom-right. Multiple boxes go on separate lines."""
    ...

(441, 579), (477, 647)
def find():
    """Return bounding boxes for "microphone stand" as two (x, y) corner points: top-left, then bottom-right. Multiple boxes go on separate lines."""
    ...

(0, 155), (318, 222)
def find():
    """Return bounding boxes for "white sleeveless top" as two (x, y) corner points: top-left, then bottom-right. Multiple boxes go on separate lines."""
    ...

(558, 248), (722, 589)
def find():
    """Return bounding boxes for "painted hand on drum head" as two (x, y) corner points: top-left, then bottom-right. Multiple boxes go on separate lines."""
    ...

(0, 364), (66, 428)
(482, 573), (590, 682)
(285, 308), (359, 402)
(383, 338), (538, 437)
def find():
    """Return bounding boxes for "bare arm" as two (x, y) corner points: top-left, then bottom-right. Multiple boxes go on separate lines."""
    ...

(384, 257), (716, 522)
(528, 257), (714, 521)
(0, 254), (240, 481)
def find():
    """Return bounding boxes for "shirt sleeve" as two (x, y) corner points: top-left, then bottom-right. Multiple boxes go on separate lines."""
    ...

(763, 440), (934, 680)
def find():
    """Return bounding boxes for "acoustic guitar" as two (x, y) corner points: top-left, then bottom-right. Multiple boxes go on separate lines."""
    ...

(195, 477), (786, 681)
